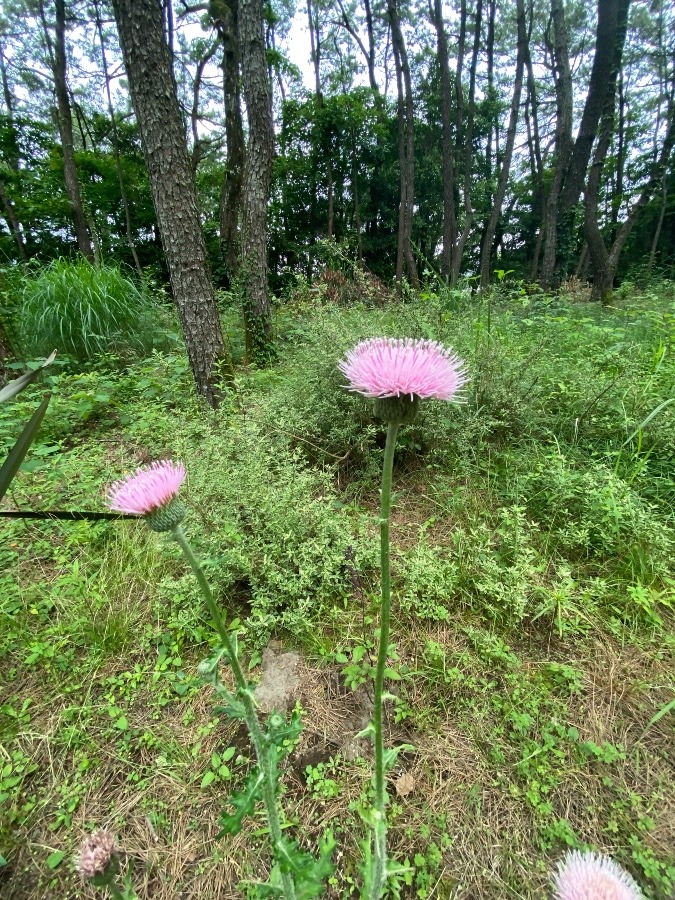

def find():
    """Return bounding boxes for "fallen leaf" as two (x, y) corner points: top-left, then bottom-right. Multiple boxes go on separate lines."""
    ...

(395, 772), (415, 797)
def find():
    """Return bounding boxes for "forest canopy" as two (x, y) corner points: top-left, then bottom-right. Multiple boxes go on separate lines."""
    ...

(0, 0), (672, 295)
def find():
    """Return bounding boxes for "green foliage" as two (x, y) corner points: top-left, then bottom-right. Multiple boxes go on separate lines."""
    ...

(0, 351), (55, 502)
(15, 259), (160, 362)
(2, 289), (675, 898)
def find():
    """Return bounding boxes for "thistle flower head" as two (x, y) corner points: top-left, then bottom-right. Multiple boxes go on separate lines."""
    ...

(107, 460), (186, 531)
(75, 830), (116, 880)
(338, 338), (467, 402)
(553, 851), (643, 900)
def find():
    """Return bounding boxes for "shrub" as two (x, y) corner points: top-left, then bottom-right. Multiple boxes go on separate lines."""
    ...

(15, 259), (159, 362)
(150, 416), (373, 643)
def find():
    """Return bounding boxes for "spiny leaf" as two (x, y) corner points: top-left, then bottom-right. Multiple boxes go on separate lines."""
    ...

(216, 768), (264, 837)
(273, 831), (335, 899)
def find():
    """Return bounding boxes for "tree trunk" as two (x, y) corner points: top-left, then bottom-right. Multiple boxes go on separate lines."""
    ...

(389, 0), (418, 293)
(0, 181), (29, 262)
(191, 42), (218, 172)
(94, 0), (142, 278)
(524, 0), (544, 278)
(647, 169), (668, 276)
(485, 0), (496, 185)
(50, 0), (94, 261)
(112, 0), (233, 405)
(308, 0), (334, 238)
(209, 0), (245, 286)
(452, 0), (482, 285)
(582, 0), (648, 303)
(238, 0), (275, 361)
(479, 0), (526, 290)
(587, 103), (674, 302)
(540, 0), (574, 288)
(431, 0), (457, 281)
(560, 0), (630, 216)
(610, 68), (626, 242)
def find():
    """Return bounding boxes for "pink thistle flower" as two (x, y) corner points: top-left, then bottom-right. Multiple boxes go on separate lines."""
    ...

(75, 829), (116, 879)
(338, 338), (467, 401)
(553, 850), (643, 900)
(108, 460), (186, 516)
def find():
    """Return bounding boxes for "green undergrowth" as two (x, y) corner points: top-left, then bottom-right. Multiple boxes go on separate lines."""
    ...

(1, 285), (674, 897)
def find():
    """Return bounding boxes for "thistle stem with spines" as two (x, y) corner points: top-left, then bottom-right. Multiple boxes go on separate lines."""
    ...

(171, 525), (297, 900)
(370, 420), (399, 899)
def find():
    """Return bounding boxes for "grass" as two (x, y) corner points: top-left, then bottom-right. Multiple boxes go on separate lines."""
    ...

(12, 259), (164, 363)
(1, 282), (674, 898)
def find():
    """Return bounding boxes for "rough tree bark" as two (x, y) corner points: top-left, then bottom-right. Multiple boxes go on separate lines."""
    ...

(46, 0), (94, 261)
(238, 0), (275, 361)
(388, 0), (418, 293)
(479, 0), (526, 290)
(111, 0), (234, 406)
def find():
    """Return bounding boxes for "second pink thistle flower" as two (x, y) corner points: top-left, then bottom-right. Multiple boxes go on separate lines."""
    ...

(339, 338), (467, 424)
(339, 337), (466, 400)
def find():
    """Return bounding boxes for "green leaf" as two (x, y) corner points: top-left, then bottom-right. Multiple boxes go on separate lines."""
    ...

(273, 831), (335, 898)
(623, 398), (675, 446)
(46, 851), (65, 869)
(114, 716), (129, 731)
(222, 746), (236, 763)
(0, 394), (51, 503)
(0, 854), (7, 867)
(638, 697), (675, 741)
(0, 351), (56, 403)
(200, 770), (216, 789)
(217, 768), (264, 837)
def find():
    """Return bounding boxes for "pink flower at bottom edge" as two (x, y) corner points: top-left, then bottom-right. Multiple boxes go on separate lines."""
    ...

(553, 850), (643, 900)
(107, 460), (186, 516)
(338, 338), (467, 401)
(75, 830), (116, 879)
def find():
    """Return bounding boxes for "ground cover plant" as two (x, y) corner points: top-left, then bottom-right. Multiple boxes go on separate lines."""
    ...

(1, 284), (674, 898)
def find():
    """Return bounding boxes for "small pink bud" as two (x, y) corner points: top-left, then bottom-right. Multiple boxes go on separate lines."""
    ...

(75, 830), (116, 879)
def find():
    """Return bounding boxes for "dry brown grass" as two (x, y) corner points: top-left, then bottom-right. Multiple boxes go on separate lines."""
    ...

(4, 616), (672, 900)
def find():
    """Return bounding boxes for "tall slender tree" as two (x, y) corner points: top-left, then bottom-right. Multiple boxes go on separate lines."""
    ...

(388, 0), (418, 293)
(208, 0), (245, 284)
(40, 0), (95, 262)
(479, 0), (526, 289)
(539, 0), (573, 288)
(111, 0), (234, 406)
(430, 0), (457, 281)
(238, 0), (275, 361)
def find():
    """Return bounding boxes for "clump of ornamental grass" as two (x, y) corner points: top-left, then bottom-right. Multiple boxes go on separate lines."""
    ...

(553, 850), (643, 900)
(17, 258), (156, 362)
(338, 337), (467, 899)
(107, 461), (333, 899)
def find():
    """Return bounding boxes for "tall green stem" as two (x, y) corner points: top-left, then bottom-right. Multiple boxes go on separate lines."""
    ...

(171, 526), (297, 900)
(371, 420), (399, 899)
